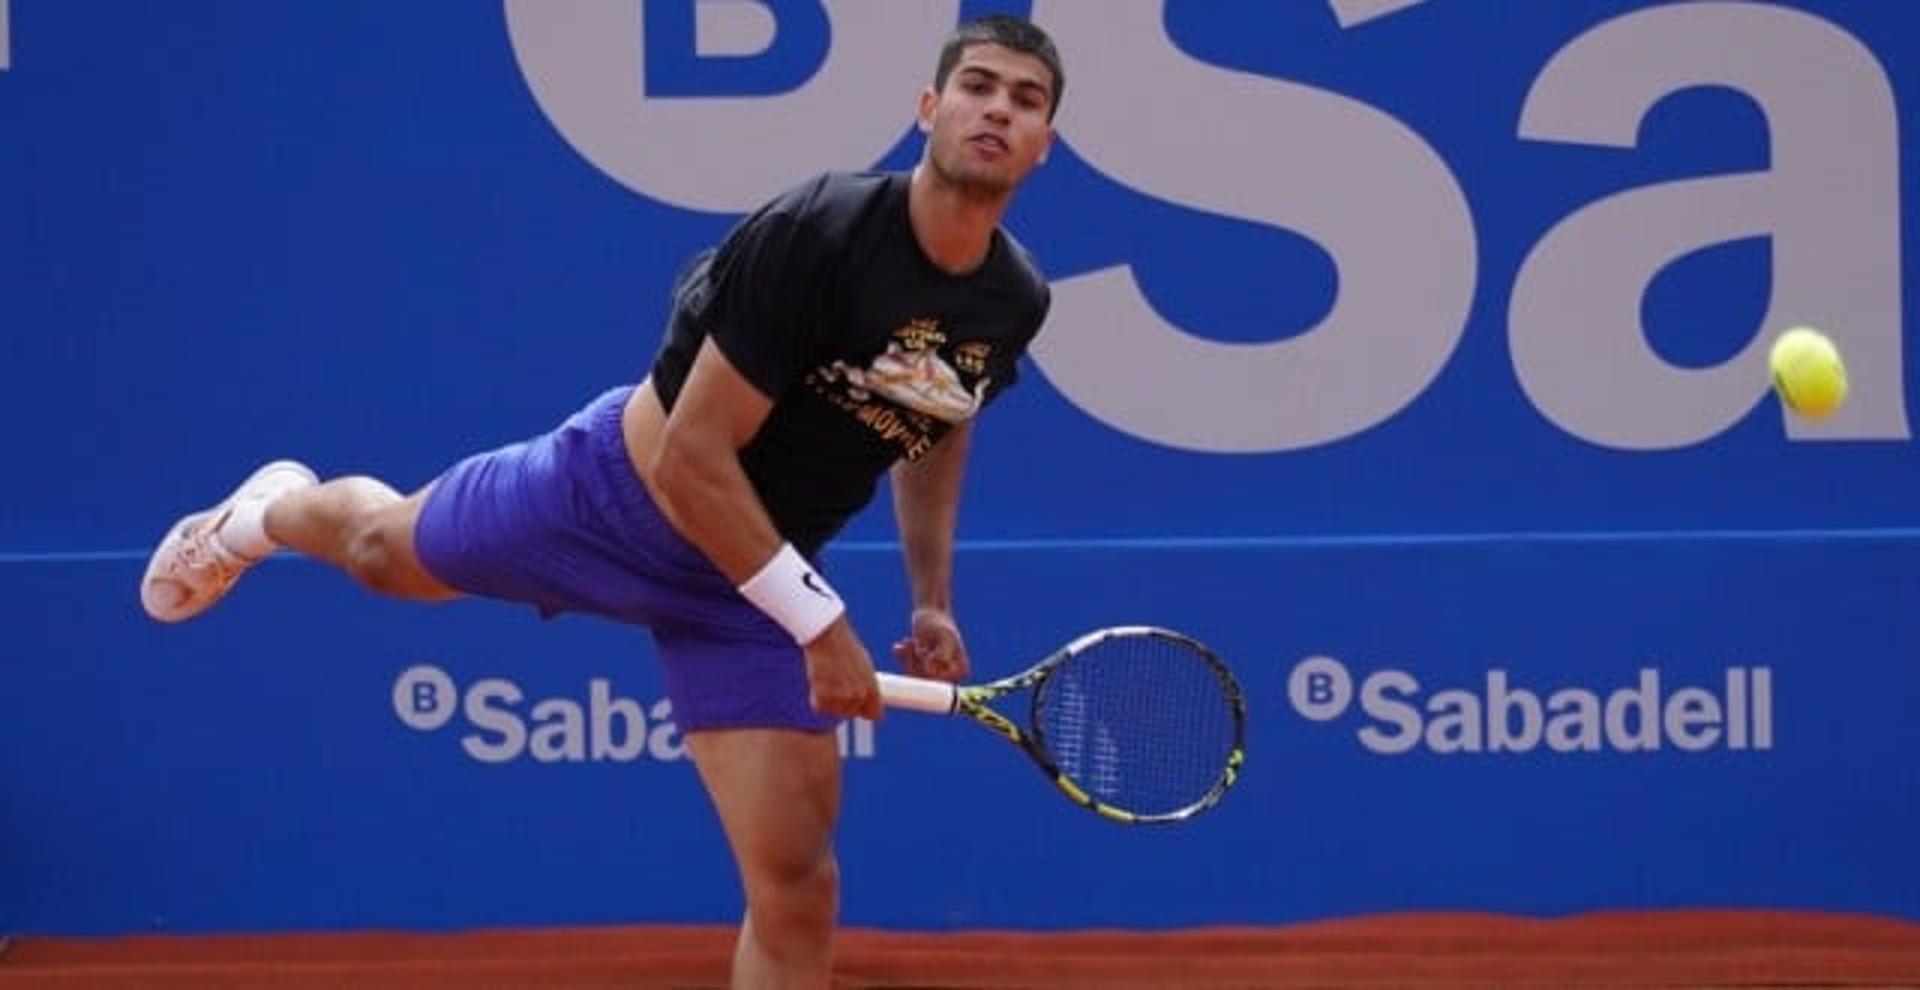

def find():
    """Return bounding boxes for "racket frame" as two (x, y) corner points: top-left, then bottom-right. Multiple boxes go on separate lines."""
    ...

(877, 625), (1247, 825)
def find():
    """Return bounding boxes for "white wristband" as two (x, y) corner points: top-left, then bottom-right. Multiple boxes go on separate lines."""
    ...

(737, 543), (846, 645)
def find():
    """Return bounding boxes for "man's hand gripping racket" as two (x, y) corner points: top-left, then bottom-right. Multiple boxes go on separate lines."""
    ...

(877, 626), (1246, 825)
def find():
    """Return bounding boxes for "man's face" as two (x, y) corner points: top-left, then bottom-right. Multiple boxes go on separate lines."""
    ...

(919, 43), (1056, 195)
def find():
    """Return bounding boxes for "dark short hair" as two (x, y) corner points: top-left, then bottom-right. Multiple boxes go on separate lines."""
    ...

(933, 15), (1064, 120)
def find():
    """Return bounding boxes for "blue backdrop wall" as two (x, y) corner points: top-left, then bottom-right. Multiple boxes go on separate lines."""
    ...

(3, 0), (1916, 935)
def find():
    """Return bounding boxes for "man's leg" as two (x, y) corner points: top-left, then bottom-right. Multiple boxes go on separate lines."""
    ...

(266, 478), (456, 600)
(142, 387), (651, 624)
(687, 728), (842, 990)
(141, 461), (456, 622)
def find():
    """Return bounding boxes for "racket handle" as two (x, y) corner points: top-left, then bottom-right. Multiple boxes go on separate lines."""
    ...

(876, 672), (959, 715)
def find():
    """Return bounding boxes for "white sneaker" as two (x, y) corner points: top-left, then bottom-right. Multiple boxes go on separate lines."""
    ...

(140, 459), (319, 623)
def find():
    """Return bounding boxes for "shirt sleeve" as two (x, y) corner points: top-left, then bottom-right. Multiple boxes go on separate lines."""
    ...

(700, 199), (826, 401)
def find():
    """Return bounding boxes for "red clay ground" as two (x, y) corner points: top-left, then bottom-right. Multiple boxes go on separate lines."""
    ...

(4, 909), (1918, 988)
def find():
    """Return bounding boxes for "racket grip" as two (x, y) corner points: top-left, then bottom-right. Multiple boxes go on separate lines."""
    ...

(876, 672), (959, 715)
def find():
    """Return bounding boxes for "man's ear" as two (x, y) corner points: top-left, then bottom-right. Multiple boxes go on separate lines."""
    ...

(916, 85), (937, 134)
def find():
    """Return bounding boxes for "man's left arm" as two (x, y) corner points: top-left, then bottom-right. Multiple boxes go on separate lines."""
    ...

(889, 419), (974, 682)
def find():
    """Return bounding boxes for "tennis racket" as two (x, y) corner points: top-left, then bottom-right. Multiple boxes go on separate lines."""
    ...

(876, 625), (1246, 825)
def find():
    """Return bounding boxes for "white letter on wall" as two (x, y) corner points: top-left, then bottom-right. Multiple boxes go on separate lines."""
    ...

(1027, 1), (1476, 451)
(504, 1), (959, 211)
(1513, 2), (1907, 447)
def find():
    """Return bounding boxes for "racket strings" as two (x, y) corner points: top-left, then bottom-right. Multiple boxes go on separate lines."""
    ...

(1034, 634), (1240, 818)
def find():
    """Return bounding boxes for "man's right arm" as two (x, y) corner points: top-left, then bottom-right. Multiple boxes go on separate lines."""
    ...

(647, 338), (784, 580)
(643, 337), (882, 721)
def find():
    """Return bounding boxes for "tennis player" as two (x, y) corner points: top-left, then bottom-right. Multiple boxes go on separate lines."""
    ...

(139, 14), (1061, 988)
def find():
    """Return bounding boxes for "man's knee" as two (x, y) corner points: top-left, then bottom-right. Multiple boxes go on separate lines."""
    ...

(764, 845), (837, 897)
(342, 513), (414, 594)
(746, 849), (838, 957)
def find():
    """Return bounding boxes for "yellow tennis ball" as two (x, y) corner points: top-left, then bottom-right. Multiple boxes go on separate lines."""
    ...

(1769, 326), (1848, 419)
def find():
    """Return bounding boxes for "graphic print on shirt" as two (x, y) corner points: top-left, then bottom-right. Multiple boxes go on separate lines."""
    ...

(806, 318), (993, 460)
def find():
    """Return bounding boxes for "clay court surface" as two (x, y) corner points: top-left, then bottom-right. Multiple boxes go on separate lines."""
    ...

(3, 909), (1917, 988)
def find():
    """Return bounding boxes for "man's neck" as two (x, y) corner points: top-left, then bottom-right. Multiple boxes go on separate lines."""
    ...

(907, 164), (1009, 276)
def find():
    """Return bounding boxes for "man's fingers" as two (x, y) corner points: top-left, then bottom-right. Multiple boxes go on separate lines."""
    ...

(811, 679), (884, 720)
(914, 634), (951, 665)
(913, 628), (968, 681)
(893, 636), (941, 679)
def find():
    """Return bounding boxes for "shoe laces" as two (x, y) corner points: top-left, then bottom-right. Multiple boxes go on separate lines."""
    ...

(169, 516), (246, 585)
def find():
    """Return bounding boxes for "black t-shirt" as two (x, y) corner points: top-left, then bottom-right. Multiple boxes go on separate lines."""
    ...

(648, 171), (1051, 555)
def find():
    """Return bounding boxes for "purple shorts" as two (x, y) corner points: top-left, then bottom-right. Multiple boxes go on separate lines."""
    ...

(414, 386), (836, 734)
